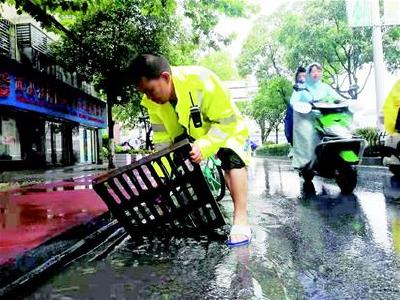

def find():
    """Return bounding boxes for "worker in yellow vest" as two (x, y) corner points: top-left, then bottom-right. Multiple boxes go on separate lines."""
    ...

(384, 80), (400, 135)
(383, 80), (400, 174)
(127, 54), (252, 247)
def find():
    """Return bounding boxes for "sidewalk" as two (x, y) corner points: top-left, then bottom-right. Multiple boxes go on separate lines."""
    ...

(0, 164), (111, 290)
(0, 163), (109, 191)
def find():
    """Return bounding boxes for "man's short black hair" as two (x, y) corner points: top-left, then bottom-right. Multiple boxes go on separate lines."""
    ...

(127, 54), (171, 86)
(294, 66), (306, 81)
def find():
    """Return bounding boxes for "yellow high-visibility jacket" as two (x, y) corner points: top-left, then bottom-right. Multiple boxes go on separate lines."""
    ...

(141, 66), (251, 165)
(384, 80), (400, 134)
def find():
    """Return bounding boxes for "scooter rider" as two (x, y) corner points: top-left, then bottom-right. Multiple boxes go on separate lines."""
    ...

(285, 66), (306, 146)
(290, 63), (341, 170)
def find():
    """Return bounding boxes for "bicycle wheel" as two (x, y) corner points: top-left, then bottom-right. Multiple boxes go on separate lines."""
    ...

(202, 158), (226, 201)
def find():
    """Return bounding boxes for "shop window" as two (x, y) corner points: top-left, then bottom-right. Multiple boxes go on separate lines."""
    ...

(79, 127), (96, 164)
(45, 121), (63, 164)
(0, 116), (21, 160)
(72, 126), (80, 163)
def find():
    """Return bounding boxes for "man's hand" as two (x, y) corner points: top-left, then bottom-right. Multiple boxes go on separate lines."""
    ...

(190, 144), (202, 164)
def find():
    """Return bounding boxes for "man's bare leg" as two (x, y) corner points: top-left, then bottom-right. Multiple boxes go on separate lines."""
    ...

(224, 167), (249, 243)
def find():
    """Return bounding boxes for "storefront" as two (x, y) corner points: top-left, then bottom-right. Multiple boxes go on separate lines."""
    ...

(0, 57), (107, 170)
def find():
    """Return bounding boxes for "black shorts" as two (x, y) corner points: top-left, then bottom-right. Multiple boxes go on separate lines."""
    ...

(173, 133), (245, 170)
(217, 148), (246, 171)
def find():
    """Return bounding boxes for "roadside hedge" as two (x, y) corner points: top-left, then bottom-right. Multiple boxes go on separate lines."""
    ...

(256, 143), (291, 156)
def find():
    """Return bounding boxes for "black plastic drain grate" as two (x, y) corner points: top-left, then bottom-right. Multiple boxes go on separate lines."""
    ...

(92, 140), (226, 237)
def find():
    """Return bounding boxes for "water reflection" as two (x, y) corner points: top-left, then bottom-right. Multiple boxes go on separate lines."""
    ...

(229, 247), (263, 299)
(302, 188), (367, 235)
(383, 176), (400, 256)
(214, 245), (263, 299)
(293, 190), (392, 298)
(262, 159), (301, 198)
(358, 191), (391, 251)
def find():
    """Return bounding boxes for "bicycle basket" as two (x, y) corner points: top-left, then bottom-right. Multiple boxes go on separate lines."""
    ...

(92, 139), (227, 237)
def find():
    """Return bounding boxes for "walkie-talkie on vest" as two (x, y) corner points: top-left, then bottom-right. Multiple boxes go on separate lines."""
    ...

(189, 92), (202, 128)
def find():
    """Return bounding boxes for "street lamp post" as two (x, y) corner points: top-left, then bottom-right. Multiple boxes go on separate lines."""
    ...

(346, 0), (387, 129)
(371, 0), (386, 129)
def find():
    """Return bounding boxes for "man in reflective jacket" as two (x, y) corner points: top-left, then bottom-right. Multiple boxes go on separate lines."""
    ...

(127, 54), (251, 246)
(383, 80), (400, 169)
(384, 80), (400, 135)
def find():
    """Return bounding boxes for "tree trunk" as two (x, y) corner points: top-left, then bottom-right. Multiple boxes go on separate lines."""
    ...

(261, 126), (266, 144)
(264, 125), (274, 143)
(275, 125), (279, 144)
(107, 92), (115, 169)
(259, 120), (266, 144)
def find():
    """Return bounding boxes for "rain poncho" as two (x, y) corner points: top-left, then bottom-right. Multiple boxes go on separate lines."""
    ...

(290, 64), (341, 169)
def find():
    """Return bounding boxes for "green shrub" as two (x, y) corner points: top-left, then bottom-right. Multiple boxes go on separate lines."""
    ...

(353, 127), (379, 144)
(352, 127), (382, 157)
(256, 143), (291, 156)
(102, 133), (109, 147)
(101, 133), (110, 161)
(114, 145), (153, 155)
(114, 144), (126, 154)
(127, 148), (154, 155)
(100, 146), (110, 161)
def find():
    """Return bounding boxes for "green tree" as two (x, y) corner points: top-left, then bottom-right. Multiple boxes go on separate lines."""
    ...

(251, 76), (292, 143)
(183, 0), (251, 50)
(235, 100), (251, 116)
(237, 12), (291, 143)
(237, 15), (287, 81)
(276, 0), (373, 99)
(384, 26), (400, 73)
(3, 0), (251, 167)
(238, 0), (400, 100)
(199, 51), (239, 80)
(51, 0), (177, 168)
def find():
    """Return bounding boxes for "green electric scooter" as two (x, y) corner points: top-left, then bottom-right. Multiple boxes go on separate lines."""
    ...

(293, 98), (367, 194)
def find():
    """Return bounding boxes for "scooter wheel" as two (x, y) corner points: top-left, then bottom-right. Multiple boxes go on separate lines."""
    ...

(389, 165), (400, 178)
(335, 165), (357, 195)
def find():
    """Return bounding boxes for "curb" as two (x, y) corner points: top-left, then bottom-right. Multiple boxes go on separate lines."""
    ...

(255, 155), (387, 170)
(360, 157), (383, 166)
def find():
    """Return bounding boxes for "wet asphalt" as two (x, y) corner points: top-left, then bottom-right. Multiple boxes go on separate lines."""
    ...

(24, 158), (400, 300)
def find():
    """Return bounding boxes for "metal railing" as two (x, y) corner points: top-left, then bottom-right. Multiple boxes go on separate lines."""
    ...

(16, 23), (52, 55)
(1, 19), (98, 98)
(0, 19), (12, 57)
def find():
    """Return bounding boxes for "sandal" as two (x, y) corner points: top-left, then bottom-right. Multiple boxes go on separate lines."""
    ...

(227, 224), (252, 247)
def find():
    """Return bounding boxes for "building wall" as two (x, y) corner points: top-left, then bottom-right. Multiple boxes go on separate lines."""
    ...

(0, 7), (105, 169)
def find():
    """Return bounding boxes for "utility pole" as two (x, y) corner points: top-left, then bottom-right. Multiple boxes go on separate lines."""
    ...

(371, 0), (386, 129)
(346, 0), (387, 129)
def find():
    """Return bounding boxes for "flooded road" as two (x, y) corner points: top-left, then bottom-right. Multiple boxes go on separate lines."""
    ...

(26, 158), (400, 299)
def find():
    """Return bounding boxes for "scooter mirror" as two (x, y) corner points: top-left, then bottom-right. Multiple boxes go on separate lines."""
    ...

(292, 102), (312, 114)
